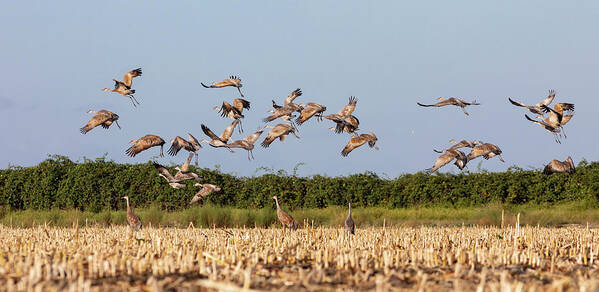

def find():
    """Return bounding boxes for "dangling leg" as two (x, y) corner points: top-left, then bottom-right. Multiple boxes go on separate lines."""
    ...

(461, 106), (470, 116)
(237, 87), (244, 98)
(130, 95), (141, 105)
(238, 119), (244, 134)
(194, 153), (199, 166)
(129, 96), (137, 107)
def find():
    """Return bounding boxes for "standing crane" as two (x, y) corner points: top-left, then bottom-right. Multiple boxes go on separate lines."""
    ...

(273, 195), (298, 230)
(122, 196), (141, 232)
(80, 109), (120, 134)
(201, 75), (244, 97)
(103, 68), (142, 107)
(125, 134), (165, 157)
(345, 202), (355, 235)
(417, 97), (480, 115)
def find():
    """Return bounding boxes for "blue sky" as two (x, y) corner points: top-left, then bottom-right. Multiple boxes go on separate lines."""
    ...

(1, 1), (598, 177)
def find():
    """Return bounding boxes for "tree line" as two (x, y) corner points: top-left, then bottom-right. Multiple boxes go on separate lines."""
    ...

(1, 155), (597, 212)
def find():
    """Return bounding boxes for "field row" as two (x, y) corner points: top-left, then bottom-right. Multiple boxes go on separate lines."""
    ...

(0, 225), (598, 291)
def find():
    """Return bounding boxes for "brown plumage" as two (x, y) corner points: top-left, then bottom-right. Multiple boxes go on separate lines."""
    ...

(227, 126), (266, 160)
(168, 133), (202, 165)
(189, 183), (222, 205)
(260, 123), (299, 148)
(542, 103), (574, 140)
(324, 96), (358, 127)
(153, 157), (200, 189)
(80, 109), (120, 134)
(466, 142), (504, 162)
(329, 115), (360, 134)
(200, 120), (238, 152)
(126, 134), (165, 157)
(282, 88), (303, 112)
(508, 89), (555, 118)
(341, 133), (378, 157)
(273, 195), (298, 230)
(214, 98), (251, 133)
(417, 97), (480, 115)
(426, 149), (468, 173)
(122, 196), (141, 231)
(345, 203), (355, 235)
(103, 68), (142, 107)
(295, 102), (327, 125)
(543, 157), (575, 175)
(201, 75), (244, 97)
(447, 139), (481, 150)
(524, 114), (564, 144)
(264, 106), (297, 123)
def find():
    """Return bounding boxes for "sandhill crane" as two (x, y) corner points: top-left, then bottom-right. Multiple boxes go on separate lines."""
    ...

(345, 203), (355, 235)
(273, 195), (298, 230)
(508, 89), (556, 118)
(324, 96), (357, 127)
(426, 148), (468, 173)
(103, 68), (142, 107)
(227, 126), (266, 160)
(417, 97), (480, 115)
(260, 123), (299, 148)
(295, 102), (327, 125)
(282, 88), (303, 112)
(214, 98), (251, 133)
(524, 113), (566, 144)
(201, 76), (244, 97)
(543, 156), (575, 175)
(200, 120), (238, 152)
(126, 134), (165, 157)
(80, 109), (120, 134)
(189, 183), (222, 205)
(341, 133), (378, 157)
(122, 196), (141, 232)
(264, 106), (297, 123)
(466, 142), (504, 162)
(542, 103), (574, 138)
(153, 158), (199, 189)
(168, 133), (202, 165)
(329, 115), (360, 134)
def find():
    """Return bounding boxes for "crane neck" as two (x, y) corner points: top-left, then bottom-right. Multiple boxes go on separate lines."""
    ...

(274, 197), (280, 209)
(348, 203), (351, 215)
(126, 197), (130, 210)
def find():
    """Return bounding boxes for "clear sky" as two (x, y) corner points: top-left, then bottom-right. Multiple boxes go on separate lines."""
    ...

(1, 1), (598, 177)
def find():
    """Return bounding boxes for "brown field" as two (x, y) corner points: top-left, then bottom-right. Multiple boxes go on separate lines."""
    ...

(0, 224), (598, 291)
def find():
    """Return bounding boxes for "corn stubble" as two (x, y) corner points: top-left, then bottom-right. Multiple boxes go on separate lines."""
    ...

(0, 225), (598, 291)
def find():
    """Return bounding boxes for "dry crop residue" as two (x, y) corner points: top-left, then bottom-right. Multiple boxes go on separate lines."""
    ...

(0, 225), (598, 291)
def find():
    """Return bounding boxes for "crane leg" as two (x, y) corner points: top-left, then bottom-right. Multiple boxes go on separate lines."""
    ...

(130, 95), (141, 105)
(129, 97), (137, 107)
(237, 87), (244, 98)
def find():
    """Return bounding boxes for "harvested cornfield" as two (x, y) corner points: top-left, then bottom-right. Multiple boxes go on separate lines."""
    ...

(0, 225), (598, 291)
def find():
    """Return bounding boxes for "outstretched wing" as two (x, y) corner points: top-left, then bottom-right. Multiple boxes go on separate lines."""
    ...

(536, 89), (555, 107)
(337, 96), (357, 117)
(221, 119), (239, 141)
(153, 162), (175, 181)
(80, 114), (110, 134)
(284, 88), (302, 107)
(341, 135), (366, 157)
(201, 124), (220, 140)
(233, 98), (251, 111)
(167, 136), (187, 156)
(122, 68), (142, 87)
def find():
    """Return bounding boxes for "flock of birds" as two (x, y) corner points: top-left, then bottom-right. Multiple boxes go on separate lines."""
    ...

(81, 68), (576, 234)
